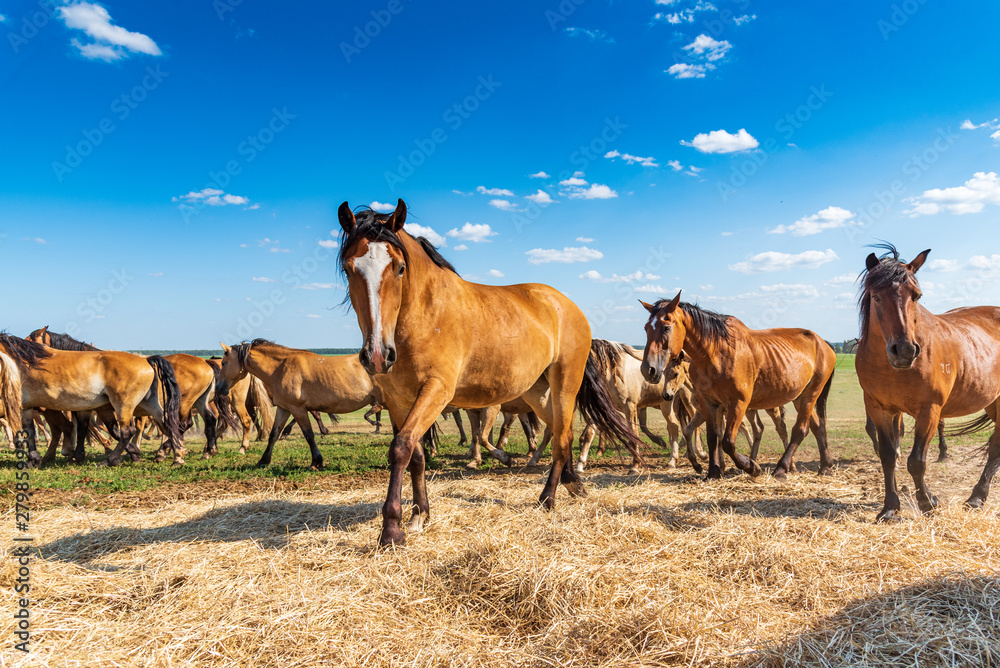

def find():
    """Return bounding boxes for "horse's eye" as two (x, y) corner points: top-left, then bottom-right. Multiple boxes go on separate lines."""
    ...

(873, 295), (881, 303)
(398, 264), (406, 276)
(914, 293), (922, 302)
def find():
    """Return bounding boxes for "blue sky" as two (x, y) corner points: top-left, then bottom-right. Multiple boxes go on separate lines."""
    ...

(2, 0), (999, 350)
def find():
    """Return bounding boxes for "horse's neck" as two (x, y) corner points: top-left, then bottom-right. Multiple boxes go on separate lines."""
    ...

(395, 238), (461, 338)
(246, 347), (284, 383)
(681, 312), (725, 373)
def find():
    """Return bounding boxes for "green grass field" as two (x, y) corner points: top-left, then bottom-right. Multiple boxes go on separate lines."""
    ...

(1, 354), (985, 502)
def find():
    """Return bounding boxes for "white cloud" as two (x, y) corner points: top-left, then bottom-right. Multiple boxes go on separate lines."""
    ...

(487, 269), (505, 277)
(960, 118), (998, 130)
(525, 190), (555, 205)
(633, 284), (669, 293)
(404, 223), (446, 246)
(559, 177), (588, 187)
(729, 249), (838, 274)
(655, 1), (716, 24)
(370, 201), (396, 212)
(681, 128), (759, 154)
(667, 63), (711, 79)
(452, 189), (472, 196)
(529, 171), (551, 179)
(446, 222), (497, 243)
(579, 270), (661, 283)
(824, 273), (857, 286)
(906, 172), (1000, 216)
(572, 171), (585, 177)
(173, 188), (251, 207)
(605, 150), (658, 167)
(700, 284), (714, 291)
(489, 199), (522, 211)
(993, 130), (1000, 142)
(758, 283), (820, 298)
(454, 244), (469, 251)
(297, 283), (338, 290)
(565, 27), (614, 43)
(969, 254), (1000, 270)
(148, 272), (163, 277)
(576, 236), (594, 243)
(927, 259), (961, 272)
(247, 203), (261, 210)
(317, 240), (338, 249)
(22, 237), (47, 244)
(768, 206), (856, 236)
(526, 246), (604, 264)
(306, 314), (321, 318)
(567, 184), (618, 200)
(667, 160), (683, 171)
(476, 186), (515, 197)
(0, 14), (6, 22)
(252, 276), (275, 283)
(59, 2), (161, 61)
(683, 34), (731, 61)
(734, 14), (756, 24)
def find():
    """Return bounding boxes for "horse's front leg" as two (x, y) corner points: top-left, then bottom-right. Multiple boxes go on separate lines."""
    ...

(719, 402), (763, 477)
(966, 403), (1000, 509)
(380, 382), (451, 547)
(908, 406), (942, 515)
(867, 400), (903, 523)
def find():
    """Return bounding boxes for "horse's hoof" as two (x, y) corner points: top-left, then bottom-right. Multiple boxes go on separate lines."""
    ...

(407, 512), (428, 534)
(918, 494), (939, 514)
(574, 464), (585, 475)
(747, 460), (763, 478)
(936, 454), (949, 463)
(256, 460), (270, 469)
(666, 459), (677, 469)
(563, 480), (587, 498)
(771, 468), (787, 482)
(378, 527), (407, 548)
(875, 508), (898, 523)
(466, 460), (481, 470)
(692, 463), (704, 474)
(100, 457), (122, 468)
(538, 494), (555, 510)
(238, 447), (247, 454)
(818, 466), (834, 477)
(965, 497), (985, 510)
(172, 459), (185, 468)
(628, 466), (642, 476)
(40, 457), (55, 467)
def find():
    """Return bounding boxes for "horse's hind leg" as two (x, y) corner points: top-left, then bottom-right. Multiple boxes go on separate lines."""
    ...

(748, 410), (765, 462)
(311, 411), (330, 436)
(575, 422), (598, 474)
(292, 409), (323, 469)
(966, 404), (1000, 509)
(258, 407), (294, 467)
(473, 405), (508, 467)
(936, 421), (949, 462)
(525, 426), (552, 467)
(524, 364), (586, 508)
(198, 393), (218, 459)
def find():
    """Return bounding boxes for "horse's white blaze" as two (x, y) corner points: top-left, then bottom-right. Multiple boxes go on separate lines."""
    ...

(355, 242), (393, 349)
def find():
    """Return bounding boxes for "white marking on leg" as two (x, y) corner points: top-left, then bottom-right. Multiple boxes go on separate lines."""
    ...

(354, 242), (392, 352)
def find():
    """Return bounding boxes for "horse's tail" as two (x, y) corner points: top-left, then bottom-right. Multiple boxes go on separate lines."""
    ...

(248, 376), (274, 438)
(525, 411), (541, 436)
(589, 339), (623, 383)
(675, 396), (691, 427)
(816, 369), (835, 422)
(209, 364), (241, 434)
(147, 356), (183, 447)
(577, 353), (645, 463)
(946, 412), (995, 438)
(0, 352), (23, 433)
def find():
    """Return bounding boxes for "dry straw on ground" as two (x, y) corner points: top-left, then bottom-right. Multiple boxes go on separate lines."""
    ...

(3, 463), (999, 667)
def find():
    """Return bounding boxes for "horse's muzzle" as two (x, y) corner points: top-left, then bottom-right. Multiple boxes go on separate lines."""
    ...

(887, 340), (920, 369)
(360, 341), (396, 374)
(641, 360), (662, 384)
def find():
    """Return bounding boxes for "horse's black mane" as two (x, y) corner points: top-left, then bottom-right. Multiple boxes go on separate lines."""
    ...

(857, 243), (917, 340)
(0, 333), (53, 367)
(32, 329), (101, 352)
(338, 206), (458, 282)
(653, 300), (732, 346)
(235, 339), (296, 367)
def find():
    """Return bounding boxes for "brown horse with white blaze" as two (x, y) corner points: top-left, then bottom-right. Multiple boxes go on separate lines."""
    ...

(857, 245), (1000, 521)
(640, 292), (836, 480)
(338, 199), (643, 546)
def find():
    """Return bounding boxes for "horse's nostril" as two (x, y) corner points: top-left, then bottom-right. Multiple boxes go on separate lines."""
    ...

(386, 347), (397, 364)
(359, 348), (371, 366)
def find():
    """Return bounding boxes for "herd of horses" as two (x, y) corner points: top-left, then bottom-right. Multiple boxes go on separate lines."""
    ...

(4, 198), (1000, 548)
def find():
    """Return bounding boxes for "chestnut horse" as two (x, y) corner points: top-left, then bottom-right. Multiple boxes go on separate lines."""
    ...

(216, 340), (385, 468)
(338, 199), (642, 546)
(641, 293), (836, 480)
(0, 334), (184, 466)
(856, 245), (1000, 520)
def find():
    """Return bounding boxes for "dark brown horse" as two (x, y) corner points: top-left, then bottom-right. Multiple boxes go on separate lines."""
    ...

(640, 292), (836, 480)
(338, 199), (642, 546)
(856, 245), (1000, 520)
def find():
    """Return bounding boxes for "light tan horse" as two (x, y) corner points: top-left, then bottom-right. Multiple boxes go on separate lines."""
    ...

(216, 340), (385, 468)
(0, 351), (23, 437)
(208, 359), (275, 453)
(0, 334), (184, 466)
(338, 200), (642, 546)
(641, 293), (836, 480)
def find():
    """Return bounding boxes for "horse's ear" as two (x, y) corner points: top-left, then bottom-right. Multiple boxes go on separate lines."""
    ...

(639, 300), (656, 313)
(665, 290), (682, 312)
(386, 198), (407, 232)
(338, 202), (356, 234)
(908, 249), (931, 274)
(865, 253), (880, 272)
(676, 350), (686, 361)
(220, 342), (231, 353)
(40, 326), (48, 334)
